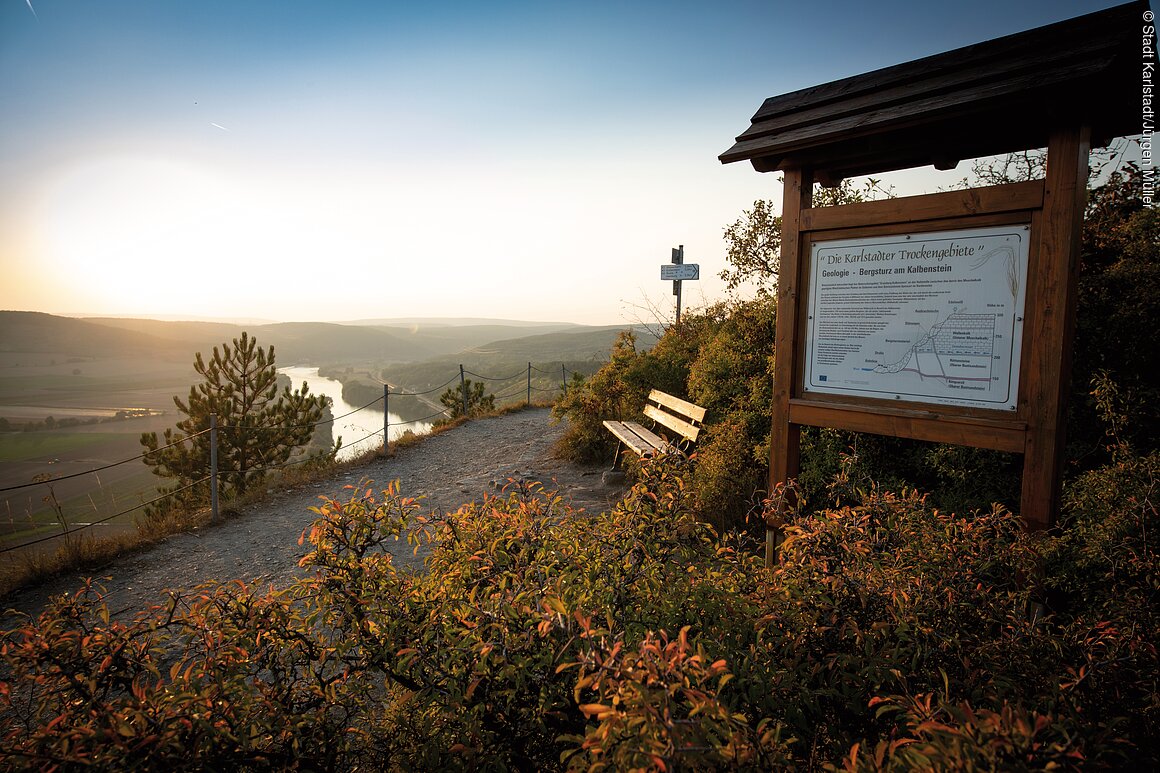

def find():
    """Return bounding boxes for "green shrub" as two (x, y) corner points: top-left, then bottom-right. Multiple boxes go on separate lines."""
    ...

(752, 491), (1046, 759)
(1070, 165), (1160, 463)
(846, 691), (1098, 771)
(552, 324), (705, 465)
(686, 298), (777, 528)
(551, 330), (647, 464)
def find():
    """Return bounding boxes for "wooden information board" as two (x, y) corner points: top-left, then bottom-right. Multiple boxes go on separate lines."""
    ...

(769, 134), (1086, 555)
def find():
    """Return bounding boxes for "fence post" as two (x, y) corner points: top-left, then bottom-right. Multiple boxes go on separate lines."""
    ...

(527, 362), (532, 406)
(209, 413), (219, 523)
(383, 383), (390, 454)
(459, 364), (468, 417)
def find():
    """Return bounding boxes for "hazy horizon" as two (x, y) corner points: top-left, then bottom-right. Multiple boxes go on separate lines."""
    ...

(5, 309), (612, 329)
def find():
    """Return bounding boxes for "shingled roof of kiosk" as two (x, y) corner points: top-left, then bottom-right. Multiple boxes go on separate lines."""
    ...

(719, 0), (1145, 185)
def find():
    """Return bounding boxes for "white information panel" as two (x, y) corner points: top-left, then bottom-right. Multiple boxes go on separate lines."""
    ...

(805, 225), (1029, 410)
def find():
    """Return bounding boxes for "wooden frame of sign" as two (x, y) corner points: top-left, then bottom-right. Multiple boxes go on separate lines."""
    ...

(771, 127), (1088, 539)
(719, 2), (1141, 564)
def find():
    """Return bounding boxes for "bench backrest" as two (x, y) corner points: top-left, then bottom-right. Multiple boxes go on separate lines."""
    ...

(642, 389), (706, 444)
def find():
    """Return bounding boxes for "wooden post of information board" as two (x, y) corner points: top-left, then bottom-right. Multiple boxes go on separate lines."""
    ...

(1020, 125), (1091, 531)
(767, 167), (811, 567)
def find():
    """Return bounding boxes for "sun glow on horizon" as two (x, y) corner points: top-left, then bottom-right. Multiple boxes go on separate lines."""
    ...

(20, 142), (753, 324)
(3, 0), (1121, 325)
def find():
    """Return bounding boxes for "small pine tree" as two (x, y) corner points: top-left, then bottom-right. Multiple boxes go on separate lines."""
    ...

(141, 332), (332, 514)
(439, 379), (495, 420)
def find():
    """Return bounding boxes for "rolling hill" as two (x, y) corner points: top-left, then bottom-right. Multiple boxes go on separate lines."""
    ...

(0, 312), (641, 370)
(0, 311), (187, 360)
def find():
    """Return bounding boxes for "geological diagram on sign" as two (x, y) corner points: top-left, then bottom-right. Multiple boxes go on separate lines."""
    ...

(806, 228), (1027, 410)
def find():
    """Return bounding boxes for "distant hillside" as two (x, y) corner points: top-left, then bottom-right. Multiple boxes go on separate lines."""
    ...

(348, 317), (581, 329)
(84, 318), (600, 365)
(364, 323), (586, 356)
(350, 324), (657, 415)
(0, 313), (642, 370)
(456, 325), (655, 361)
(82, 317), (247, 347)
(0, 311), (186, 359)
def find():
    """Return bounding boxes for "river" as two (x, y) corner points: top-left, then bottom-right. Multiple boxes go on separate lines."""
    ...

(279, 366), (432, 461)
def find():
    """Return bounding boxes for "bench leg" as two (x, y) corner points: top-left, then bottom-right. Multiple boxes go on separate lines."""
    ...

(602, 440), (627, 486)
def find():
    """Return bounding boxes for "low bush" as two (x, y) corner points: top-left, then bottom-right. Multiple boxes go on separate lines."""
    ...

(3, 447), (1155, 770)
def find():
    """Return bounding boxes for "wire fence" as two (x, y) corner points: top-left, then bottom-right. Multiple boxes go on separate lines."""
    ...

(0, 362), (586, 558)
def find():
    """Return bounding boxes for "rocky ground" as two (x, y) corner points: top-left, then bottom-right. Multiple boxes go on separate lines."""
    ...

(2, 408), (626, 622)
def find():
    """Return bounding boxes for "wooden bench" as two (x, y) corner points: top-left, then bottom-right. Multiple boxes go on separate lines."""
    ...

(602, 389), (706, 469)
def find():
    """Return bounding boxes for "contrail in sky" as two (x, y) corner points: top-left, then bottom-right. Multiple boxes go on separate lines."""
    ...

(25, 1), (38, 19)
(210, 122), (230, 132)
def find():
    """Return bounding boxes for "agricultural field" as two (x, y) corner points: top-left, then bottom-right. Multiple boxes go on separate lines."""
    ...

(0, 352), (195, 412)
(0, 352), (195, 552)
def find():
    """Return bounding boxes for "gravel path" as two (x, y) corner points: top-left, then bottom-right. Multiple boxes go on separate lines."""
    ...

(2, 409), (625, 622)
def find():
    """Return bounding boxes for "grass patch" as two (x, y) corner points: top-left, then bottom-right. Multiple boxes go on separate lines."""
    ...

(2, 467), (162, 541)
(0, 530), (160, 600)
(0, 371), (189, 402)
(0, 450), (372, 598)
(0, 374), (106, 394)
(60, 470), (163, 520)
(0, 433), (114, 462)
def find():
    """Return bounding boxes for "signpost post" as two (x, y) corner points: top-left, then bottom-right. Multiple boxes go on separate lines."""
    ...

(662, 245), (699, 325)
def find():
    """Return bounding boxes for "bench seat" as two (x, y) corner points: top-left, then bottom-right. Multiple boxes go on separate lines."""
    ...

(601, 420), (676, 458)
(602, 390), (706, 471)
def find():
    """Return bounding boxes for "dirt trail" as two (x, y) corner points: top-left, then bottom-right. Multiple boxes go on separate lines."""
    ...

(3, 409), (625, 622)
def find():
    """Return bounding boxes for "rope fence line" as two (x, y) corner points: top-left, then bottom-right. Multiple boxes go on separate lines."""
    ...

(1, 361), (589, 556)
(0, 475), (214, 556)
(0, 428), (214, 494)
(387, 373), (462, 397)
(237, 394), (389, 432)
(464, 367), (528, 382)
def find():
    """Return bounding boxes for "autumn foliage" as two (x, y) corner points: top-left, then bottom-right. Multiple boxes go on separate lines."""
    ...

(2, 443), (1156, 770)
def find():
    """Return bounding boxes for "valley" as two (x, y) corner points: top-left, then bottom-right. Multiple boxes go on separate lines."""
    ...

(0, 311), (639, 554)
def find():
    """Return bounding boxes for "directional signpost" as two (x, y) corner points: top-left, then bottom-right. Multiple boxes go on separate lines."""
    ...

(661, 264), (700, 281)
(662, 245), (699, 325)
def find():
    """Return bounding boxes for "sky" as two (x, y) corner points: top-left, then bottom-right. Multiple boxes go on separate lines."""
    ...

(0, 0), (1134, 326)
